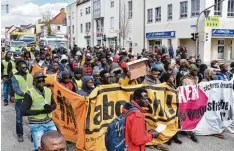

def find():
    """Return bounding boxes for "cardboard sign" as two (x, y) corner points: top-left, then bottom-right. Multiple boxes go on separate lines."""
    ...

(127, 58), (149, 79)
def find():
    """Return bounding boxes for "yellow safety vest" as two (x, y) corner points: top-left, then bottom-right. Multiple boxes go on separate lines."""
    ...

(14, 74), (33, 100)
(11, 61), (17, 75)
(75, 79), (82, 90)
(2, 60), (9, 76)
(28, 87), (52, 120)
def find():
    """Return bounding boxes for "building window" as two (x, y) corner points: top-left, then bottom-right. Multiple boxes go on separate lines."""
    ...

(228, 0), (234, 17)
(168, 4), (172, 20)
(155, 7), (161, 22)
(147, 8), (153, 23)
(86, 7), (91, 15)
(111, 0), (114, 7)
(57, 26), (60, 31)
(86, 22), (91, 33)
(128, 0), (133, 19)
(93, 0), (101, 18)
(80, 24), (83, 33)
(72, 12), (74, 19)
(110, 17), (114, 29)
(72, 25), (74, 34)
(96, 19), (104, 33)
(191, 0), (200, 17)
(80, 9), (83, 16)
(214, 0), (222, 16)
(180, 1), (188, 18)
(68, 26), (70, 34)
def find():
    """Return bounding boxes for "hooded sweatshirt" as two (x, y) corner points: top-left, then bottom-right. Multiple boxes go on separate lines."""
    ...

(77, 76), (94, 96)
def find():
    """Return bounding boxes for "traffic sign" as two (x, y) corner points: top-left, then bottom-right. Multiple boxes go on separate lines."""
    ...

(205, 16), (220, 28)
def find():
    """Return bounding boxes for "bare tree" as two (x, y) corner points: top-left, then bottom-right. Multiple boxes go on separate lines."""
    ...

(119, 2), (131, 48)
(41, 11), (53, 35)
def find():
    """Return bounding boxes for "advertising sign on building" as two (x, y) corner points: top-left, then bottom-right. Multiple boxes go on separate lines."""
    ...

(146, 31), (176, 39)
(212, 29), (234, 37)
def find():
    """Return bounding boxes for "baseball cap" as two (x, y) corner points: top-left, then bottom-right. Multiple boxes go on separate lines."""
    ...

(33, 72), (47, 79)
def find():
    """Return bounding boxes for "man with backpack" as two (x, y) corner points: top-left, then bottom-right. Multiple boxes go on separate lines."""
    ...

(105, 88), (159, 151)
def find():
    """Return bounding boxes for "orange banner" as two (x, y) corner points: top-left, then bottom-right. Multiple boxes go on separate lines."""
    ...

(31, 63), (46, 76)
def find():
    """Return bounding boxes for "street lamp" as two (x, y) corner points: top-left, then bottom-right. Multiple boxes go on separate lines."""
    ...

(195, 0), (226, 59)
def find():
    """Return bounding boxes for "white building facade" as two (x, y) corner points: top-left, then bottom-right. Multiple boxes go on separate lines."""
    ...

(145, 0), (234, 63)
(67, 0), (234, 63)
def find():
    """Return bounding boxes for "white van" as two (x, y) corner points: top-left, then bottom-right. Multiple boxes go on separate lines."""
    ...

(39, 35), (68, 50)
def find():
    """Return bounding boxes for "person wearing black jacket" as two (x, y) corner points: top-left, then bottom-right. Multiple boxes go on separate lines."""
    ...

(21, 72), (57, 151)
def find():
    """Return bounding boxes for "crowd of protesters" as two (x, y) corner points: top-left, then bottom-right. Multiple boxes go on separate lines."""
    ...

(2, 43), (234, 151)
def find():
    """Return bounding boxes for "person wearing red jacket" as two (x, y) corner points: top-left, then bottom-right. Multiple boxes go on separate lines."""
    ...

(123, 88), (159, 151)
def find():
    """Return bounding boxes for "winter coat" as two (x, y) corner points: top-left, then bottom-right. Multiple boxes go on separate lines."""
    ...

(123, 101), (153, 151)
(214, 72), (231, 81)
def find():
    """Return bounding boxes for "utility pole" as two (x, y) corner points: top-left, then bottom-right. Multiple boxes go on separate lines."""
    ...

(195, 0), (226, 59)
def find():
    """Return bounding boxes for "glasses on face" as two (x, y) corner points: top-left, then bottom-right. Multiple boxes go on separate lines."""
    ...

(21, 66), (27, 69)
(37, 79), (45, 83)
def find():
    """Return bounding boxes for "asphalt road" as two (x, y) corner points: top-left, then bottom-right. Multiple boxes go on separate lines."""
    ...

(1, 101), (234, 151)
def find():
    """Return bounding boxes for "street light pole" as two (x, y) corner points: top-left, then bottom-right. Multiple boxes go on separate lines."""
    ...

(195, 0), (226, 59)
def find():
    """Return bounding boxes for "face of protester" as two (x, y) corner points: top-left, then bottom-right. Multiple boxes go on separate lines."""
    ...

(86, 59), (91, 65)
(156, 56), (161, 62)
(191, 70), (198, 77)
(167, 65), (173, 73)
(101, 58), (107, 65)
(168, 75), (175, 83)
(39, 137), (67, 151)
(34, 77), (45, 91)
(196, 60), (201, 68)
(53, 57), (60, 62)
(102, 73), (111, 83)
(210, 71), (216, 80)
(41, 54), (46, 60)
(52, 63), (59, 71)
(221, 65), (228, 72)
(35, 55), (40, 61)
(86, 79), (94, 89)
(25, 52), (30, 58)
(165, 56), (171, 64)
(18, 63), (28, 74)
(73, 62), (78, 69)
(63, 76), (70, 83)
(46, 56), (51, 61)
(74, 56), (79, 61)
(151, 71), (160, 80)
(106, 52), (112, 59)
(75, 73), (82, 80)
(136, 92), (149, 108)
(6, 52), (12, 59)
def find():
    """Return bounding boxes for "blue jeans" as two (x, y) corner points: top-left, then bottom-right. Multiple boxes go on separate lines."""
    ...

(15, 100), (23, 136)
(29, 120), (57, 151)
(3, 78), (9, 102)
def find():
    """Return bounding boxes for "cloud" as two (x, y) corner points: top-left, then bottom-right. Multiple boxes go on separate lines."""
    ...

(1, 2), (67, 28)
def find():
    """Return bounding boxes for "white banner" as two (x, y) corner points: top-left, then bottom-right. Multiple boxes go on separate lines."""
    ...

(195, 80), (234, 135)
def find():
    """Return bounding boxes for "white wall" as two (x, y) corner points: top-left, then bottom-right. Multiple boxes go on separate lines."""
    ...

(66, 2), (77, 47)
(103, 0), (119, 44)
(51, 25), (66, 35)
(77, 1), (92, 48)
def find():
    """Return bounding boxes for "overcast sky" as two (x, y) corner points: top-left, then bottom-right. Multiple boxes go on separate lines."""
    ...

(1, 0), (75, 30)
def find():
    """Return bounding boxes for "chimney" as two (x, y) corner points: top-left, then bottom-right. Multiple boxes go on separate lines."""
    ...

(60, 8), (65, 13)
